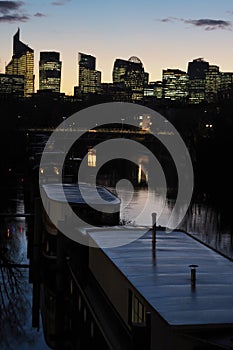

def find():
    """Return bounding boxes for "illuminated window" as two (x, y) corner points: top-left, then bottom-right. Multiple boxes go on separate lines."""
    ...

(88, 147), (96, 167)
(128, 290), (146, 324)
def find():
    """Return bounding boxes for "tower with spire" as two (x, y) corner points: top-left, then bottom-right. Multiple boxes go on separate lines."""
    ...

(6, 28), (34, 97)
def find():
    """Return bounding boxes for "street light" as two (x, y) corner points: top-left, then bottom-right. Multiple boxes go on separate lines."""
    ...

(62, 116), (66, 130)
(121, 118), (125, 132)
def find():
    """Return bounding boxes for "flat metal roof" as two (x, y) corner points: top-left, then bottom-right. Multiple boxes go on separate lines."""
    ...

(89, 228), (233, 327)
(41, 183), (121, 205)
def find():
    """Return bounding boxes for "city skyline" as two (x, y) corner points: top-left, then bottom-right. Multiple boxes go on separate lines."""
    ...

(1, 0), (233, 94)
(2, 30), (233, 103)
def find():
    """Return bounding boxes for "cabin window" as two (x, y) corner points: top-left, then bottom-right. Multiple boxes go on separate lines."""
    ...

(129, 290), (146, 324)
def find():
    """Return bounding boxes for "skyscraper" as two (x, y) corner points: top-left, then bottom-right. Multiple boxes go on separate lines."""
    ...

(112, 57), (148, 100)
(162, 69), (189, 101)
(39, 52), (62, 92)
(78, 53), (101, 94)
(5, 29), (34, 97)
(205, 65), (220, 103)
(112, 59), (128, 85)
(219, 72), (233, 100)
(187, 58), (209, 104)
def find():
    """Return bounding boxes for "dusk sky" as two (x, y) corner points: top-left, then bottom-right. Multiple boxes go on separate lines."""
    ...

(1, 0), (233, 94)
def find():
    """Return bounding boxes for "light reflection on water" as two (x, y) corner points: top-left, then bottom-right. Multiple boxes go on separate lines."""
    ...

(95, 150), (232, 257)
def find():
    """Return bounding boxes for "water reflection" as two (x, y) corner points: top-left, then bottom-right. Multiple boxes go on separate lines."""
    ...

(180, 200), (233, 259)
(91, 149), (233, 259)
(114, 185), (233, 259)
(0, 186), (49, 350)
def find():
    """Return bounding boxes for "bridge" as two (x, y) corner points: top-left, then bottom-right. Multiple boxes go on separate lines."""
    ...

(26, 127), (175, 144)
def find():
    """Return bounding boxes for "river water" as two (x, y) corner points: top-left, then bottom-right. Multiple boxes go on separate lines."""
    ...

(115, 186), (233, 259)
(29, 130), (233, 261)
(0, 184), (50, 350)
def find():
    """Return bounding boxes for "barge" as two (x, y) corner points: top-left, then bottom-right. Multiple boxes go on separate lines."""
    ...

(40, 182), (120, 257)
(36, 183), (233, 349)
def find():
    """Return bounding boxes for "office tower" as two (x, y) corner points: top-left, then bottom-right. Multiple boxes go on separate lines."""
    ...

(79, 53), (95, 70)
(162, 69), (189, 101)
(39, 52), (62, 92)
(0, 73), (24, 96)
(5, 29), (34, 97)
(113, 59), (129, 85)
(205, 65), (220, 103)
(219, 72), (233, 100)
(187, 58), (209, 104)
(112, 56), (148, 100)
(78, 53), (101, 94)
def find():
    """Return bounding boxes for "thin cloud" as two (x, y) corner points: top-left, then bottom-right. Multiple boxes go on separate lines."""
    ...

(157, 17), (179, 23)
(0, 13), (29, 22)
(51, 0), (71, 5)
(34, 12), (46, 17)
(185, 18), (231, 31)
(158, 17), (231, 31)
(158, 18), (173, 23)
(0, 1), (24, 14)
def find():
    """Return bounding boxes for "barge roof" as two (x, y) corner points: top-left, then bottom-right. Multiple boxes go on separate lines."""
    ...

(88, 228), (233, 327)
(41, 183), (121, 205)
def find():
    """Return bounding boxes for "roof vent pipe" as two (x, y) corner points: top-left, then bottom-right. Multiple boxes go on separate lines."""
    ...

(152, 212), (157, 252)
(189, 264), (199, 289)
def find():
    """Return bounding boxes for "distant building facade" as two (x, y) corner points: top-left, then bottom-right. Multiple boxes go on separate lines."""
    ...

(78, 53), (101, 95)
(144, 81), (163, 100)
(153, 81), (163, 99)
(205, 65), (220, 103)
(5, 29), (34, 97)
(0, 73), (24, 96)
(218, 72), (233, 100)
(112, 56), (149, 100)
(187, 58), (209, 104)
(39, 52), (62, 92)
(101, 83), (132, 102)
(162, 69), (189, 101)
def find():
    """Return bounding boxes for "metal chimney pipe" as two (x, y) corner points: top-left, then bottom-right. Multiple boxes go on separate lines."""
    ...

(189, 264), (198, 288)
(152, 212), (157, 252)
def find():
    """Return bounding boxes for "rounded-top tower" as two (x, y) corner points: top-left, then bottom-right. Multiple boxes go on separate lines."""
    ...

(128, 56), (142, 65)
